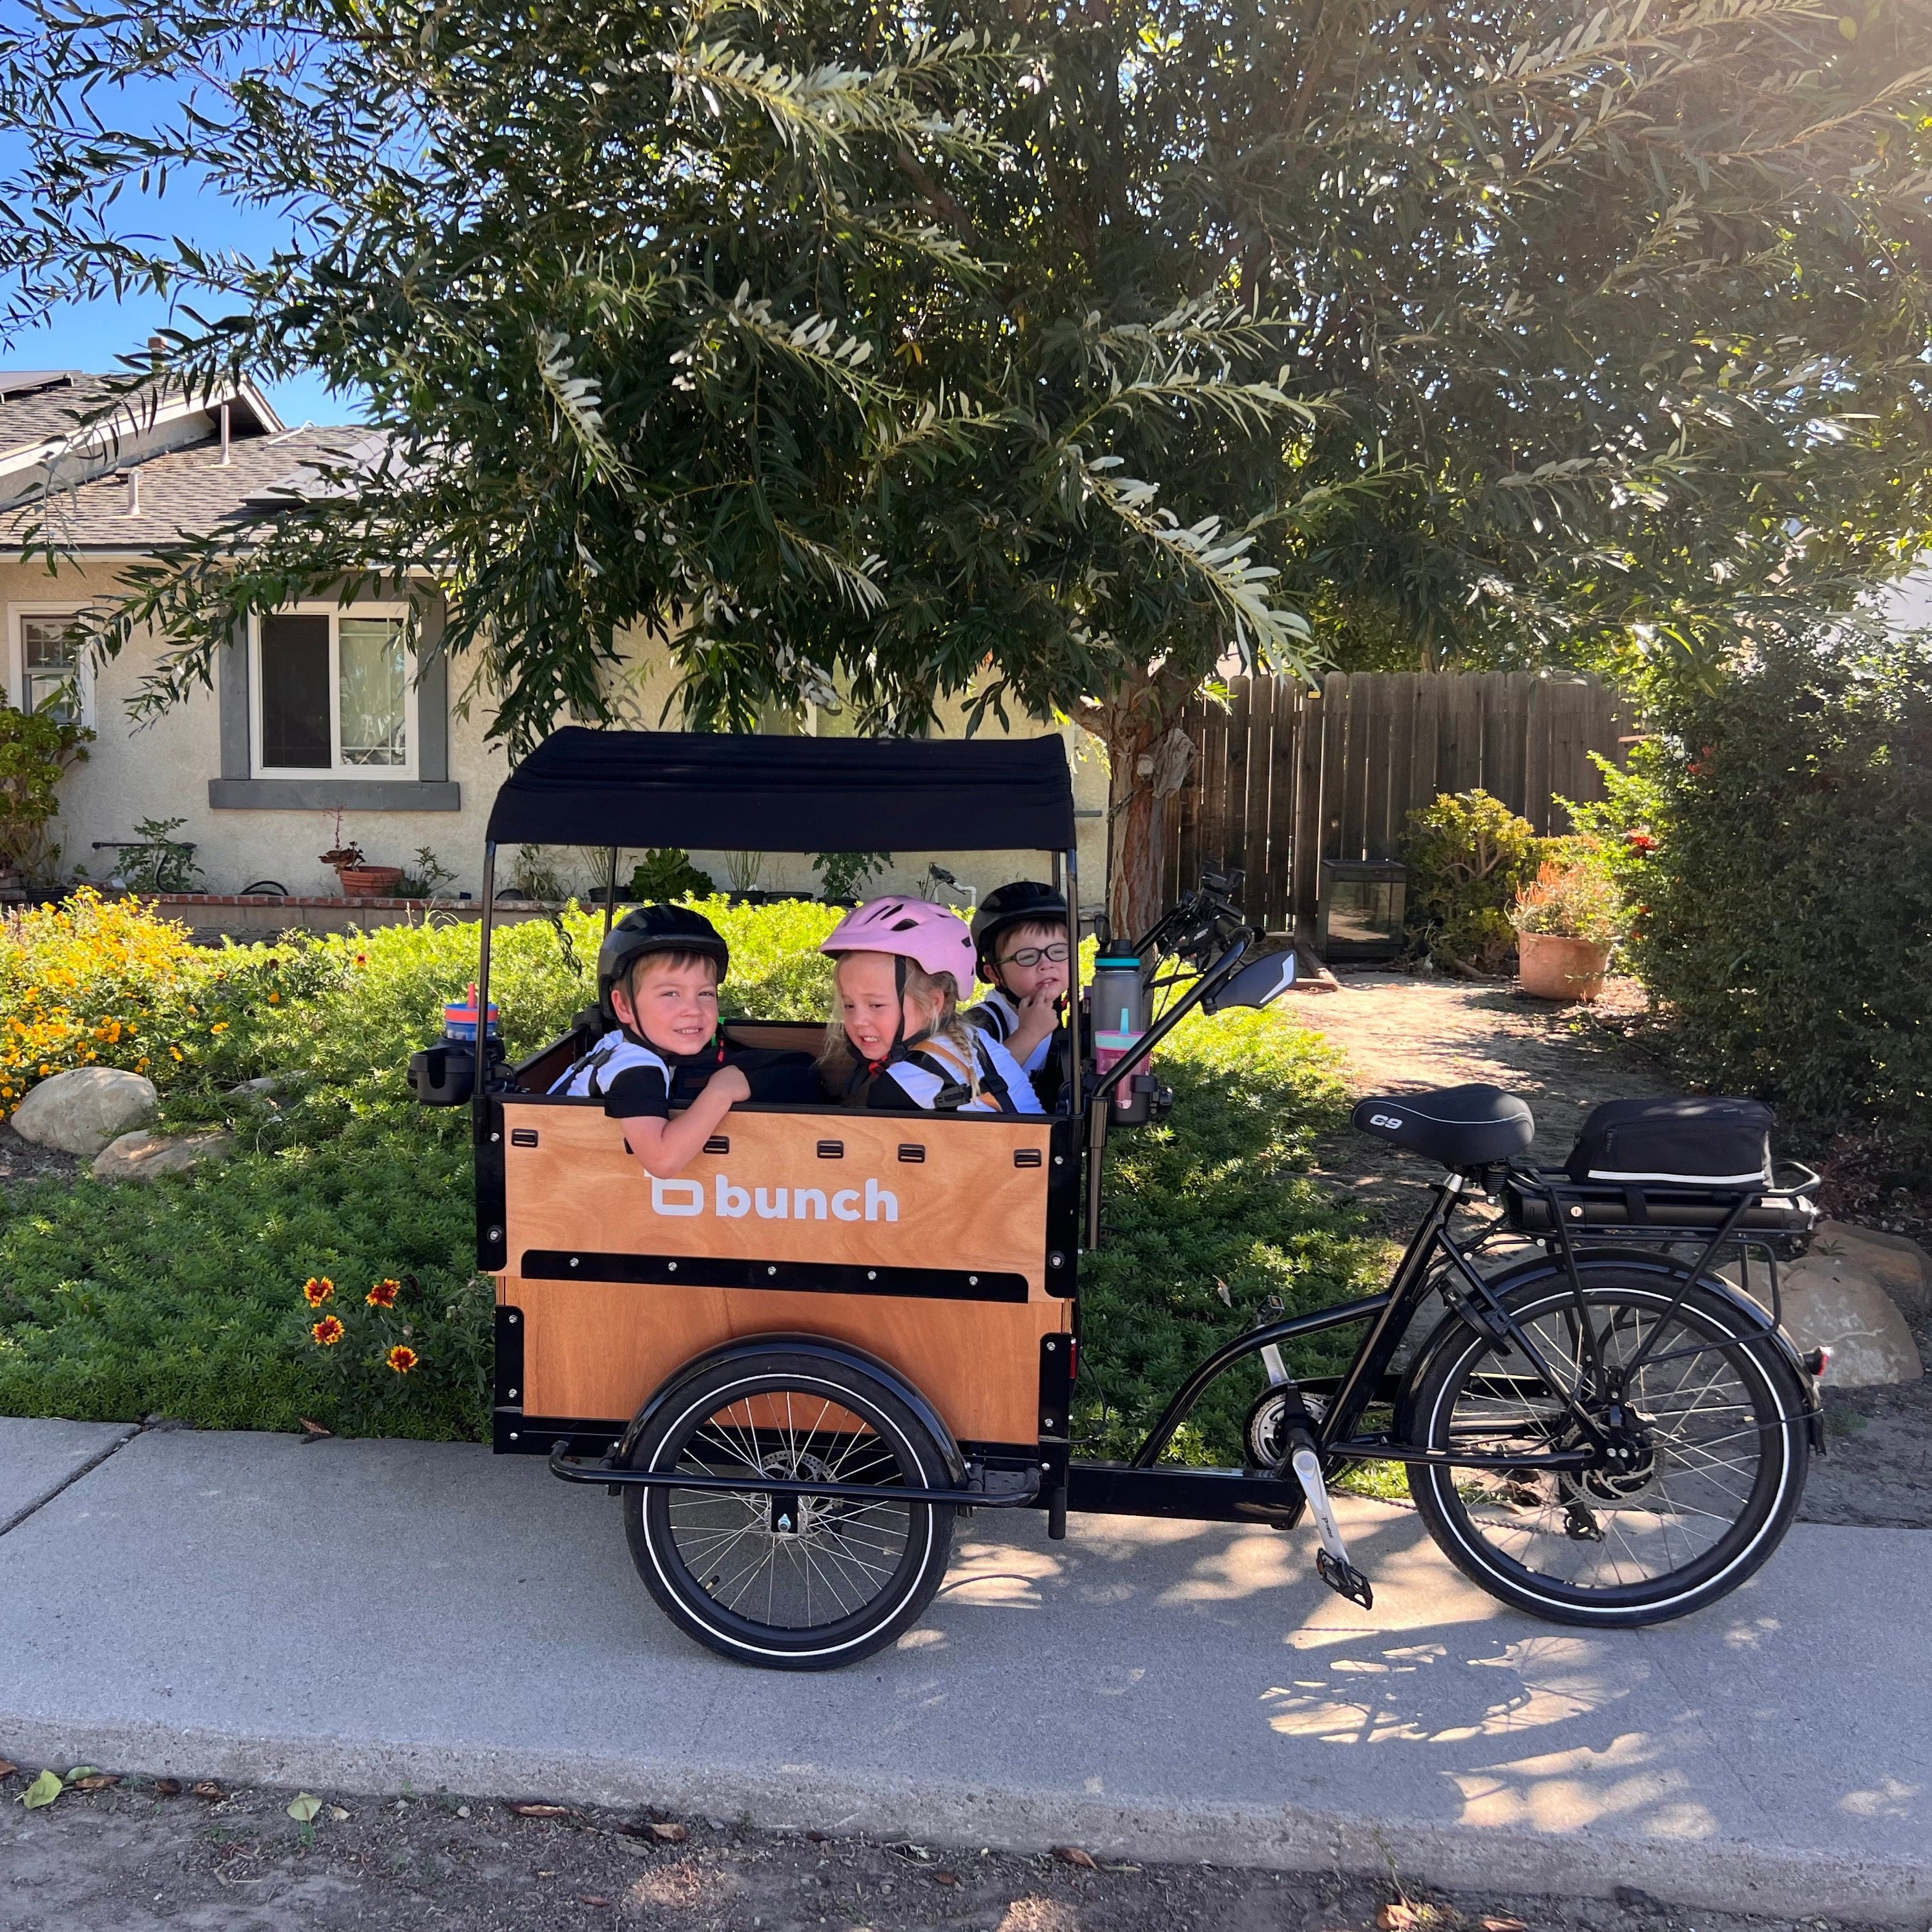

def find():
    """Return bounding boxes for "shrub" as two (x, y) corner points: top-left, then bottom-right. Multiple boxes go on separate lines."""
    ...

(0, 889), (306, 1114)
(1074, 1005), (1380, 1463)
(0, 897), (1373, 1449)
(1511, 848), (1622, 941)
(1573, 628), (1932, 1181)
(0, 703), (91, 880)
(1402, 789), (1547, 971)
(625, 848), (715, 898)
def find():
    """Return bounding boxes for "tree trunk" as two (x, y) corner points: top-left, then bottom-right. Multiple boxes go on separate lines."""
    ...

(1079, 666), (1195, 945)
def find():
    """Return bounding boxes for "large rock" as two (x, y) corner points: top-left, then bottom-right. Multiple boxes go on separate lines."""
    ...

(10, 1067), (158, 1158)
(92, 1129), (235, 1185)
(1778, 1254), (1924, 1387)
(1809, 1220), (1931, 1324)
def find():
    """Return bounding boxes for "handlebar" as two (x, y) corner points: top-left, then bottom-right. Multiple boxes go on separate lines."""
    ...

(1128, 869), (1249, 977)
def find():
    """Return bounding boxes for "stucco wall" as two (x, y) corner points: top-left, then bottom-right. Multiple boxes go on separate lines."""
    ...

(4, 560), (1110, 908)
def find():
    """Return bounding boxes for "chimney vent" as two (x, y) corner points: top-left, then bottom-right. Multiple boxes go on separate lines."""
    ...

(123, 469), (141, 516)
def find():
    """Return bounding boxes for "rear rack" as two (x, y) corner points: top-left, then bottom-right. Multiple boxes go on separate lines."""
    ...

(1502, 1159), (1820, 1245)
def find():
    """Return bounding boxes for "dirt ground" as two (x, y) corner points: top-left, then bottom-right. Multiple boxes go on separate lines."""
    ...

(0, 1121), (81, 1189)
(1291, 968), (1932, 1530)
(0, 1769), (1902, 1932)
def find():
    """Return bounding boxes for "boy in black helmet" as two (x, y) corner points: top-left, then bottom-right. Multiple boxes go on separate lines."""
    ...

(966, 881), (1072, 1112)
(550, 904), (815, 1176)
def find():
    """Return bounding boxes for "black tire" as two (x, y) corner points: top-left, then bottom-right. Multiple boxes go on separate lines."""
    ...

(1404, 1268), (1809, 1626)
(622, 1350), (955, 1669)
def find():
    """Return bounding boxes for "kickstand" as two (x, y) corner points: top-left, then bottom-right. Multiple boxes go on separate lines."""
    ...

(1287, 1433), (1374, 1610)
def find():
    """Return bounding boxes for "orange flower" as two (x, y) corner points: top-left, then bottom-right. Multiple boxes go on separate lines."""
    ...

(366, 1278), (400, 1309)
(311, 1316), (346, 1347)
(302, 1276), (335, 1307)
(385, 1345), (419, 1375)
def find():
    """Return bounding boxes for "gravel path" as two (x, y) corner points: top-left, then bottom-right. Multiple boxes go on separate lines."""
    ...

(1294, 969), (1668, 1230)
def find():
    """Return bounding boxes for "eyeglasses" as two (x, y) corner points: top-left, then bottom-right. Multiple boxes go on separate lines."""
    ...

(998, 942), (1070, 969)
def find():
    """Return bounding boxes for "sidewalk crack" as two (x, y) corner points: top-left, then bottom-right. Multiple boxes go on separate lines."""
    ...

(0, 1424), (143, 1538)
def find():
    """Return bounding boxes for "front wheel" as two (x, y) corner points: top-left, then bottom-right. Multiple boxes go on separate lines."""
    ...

(623, 1349), (956, 1669)
(1404, 1269), (1809, 1625)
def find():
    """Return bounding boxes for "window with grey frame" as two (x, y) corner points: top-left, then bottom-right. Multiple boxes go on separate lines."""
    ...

(257, 612), (411, 774)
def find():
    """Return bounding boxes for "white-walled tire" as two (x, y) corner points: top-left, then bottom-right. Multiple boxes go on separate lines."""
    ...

(623, 1351), (955, 1669)
(1405, 1271), (1808, 1625)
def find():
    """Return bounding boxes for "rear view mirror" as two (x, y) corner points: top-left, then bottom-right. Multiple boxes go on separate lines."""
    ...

(1203, 945), (1298, 1014)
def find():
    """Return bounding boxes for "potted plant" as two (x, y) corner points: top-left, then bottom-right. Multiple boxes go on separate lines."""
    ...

(319, 811), (403, 898)
(1511, 851), (1622, 1002)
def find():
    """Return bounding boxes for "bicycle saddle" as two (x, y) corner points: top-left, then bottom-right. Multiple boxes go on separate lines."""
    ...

(1351, 1084), (1534, 1169)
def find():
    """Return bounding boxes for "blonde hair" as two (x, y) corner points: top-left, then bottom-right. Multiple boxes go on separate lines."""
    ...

(821, 954), (979, 1094)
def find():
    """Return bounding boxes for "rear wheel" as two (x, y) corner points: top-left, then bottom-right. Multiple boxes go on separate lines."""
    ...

(1405, 1270), (1809, 1625)
(623, 1350), (956, 1669)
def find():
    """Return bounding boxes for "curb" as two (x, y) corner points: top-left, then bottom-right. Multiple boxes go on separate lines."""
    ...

(4, 1713), (1926, 1924)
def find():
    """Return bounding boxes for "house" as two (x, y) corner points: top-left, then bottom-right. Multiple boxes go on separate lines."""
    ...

(0, 364), (1105, 920)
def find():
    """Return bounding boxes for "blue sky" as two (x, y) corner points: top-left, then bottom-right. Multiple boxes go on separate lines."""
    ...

(0, 63), (364, 429)
(6, 294), (355, 430)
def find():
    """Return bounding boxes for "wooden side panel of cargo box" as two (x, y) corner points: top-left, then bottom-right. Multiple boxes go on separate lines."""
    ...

(510, 1275), (1065, 1444)
(502, 1103), (1057, 1295)
(498, 1101), (1065, 1440)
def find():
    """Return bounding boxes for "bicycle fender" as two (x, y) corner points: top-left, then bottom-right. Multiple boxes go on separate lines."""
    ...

(615, 1331), (968, 1484)
(1398, 1247), (1824, 1452)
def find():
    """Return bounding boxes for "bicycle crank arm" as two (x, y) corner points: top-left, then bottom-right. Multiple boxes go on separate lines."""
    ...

(1287, 1435), (1374, 1610)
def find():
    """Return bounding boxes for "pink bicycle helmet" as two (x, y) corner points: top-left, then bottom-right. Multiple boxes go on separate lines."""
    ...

(820, 897), (979, 990)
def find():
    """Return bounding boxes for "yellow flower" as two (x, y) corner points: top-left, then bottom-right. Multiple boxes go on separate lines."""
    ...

(210, 1023), (228, 1035)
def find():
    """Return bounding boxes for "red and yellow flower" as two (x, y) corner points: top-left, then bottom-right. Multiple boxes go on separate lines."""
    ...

(311, 1316), (346, 1347)
(302, 1276), (335, 1307)
(385, 1345), (419, 1375)
(366, 1278), (400, 1309)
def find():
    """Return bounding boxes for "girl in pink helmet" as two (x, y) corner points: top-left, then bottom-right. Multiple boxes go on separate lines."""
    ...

(820, 897), (1042, 1114)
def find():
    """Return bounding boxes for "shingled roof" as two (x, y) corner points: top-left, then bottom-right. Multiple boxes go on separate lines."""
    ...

(2, 424), (368, 553)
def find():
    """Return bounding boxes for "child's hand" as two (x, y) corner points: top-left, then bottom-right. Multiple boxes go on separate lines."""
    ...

(1008, 986), (1063, 1061)
(711, 1065), (752, 1106)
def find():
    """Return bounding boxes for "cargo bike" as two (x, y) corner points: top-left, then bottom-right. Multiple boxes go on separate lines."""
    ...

(413, 728), (1828, 1670)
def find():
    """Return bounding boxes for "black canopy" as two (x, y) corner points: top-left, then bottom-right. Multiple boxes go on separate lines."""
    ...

(484, 727), (1076, 853)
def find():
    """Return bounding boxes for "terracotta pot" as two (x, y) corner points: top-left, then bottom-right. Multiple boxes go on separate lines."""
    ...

(1517, 930), (1613, 1002)
(335, 864), (404, 899)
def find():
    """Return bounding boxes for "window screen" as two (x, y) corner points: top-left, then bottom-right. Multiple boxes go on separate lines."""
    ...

(260, 615), (331, 768)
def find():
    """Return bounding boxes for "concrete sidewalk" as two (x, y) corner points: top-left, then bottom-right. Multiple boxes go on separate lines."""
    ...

(1, 1422), (1926, 1920)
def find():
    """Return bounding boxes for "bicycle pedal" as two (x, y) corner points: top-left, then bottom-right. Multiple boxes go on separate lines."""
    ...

(1315, 1548), (1375, 1610)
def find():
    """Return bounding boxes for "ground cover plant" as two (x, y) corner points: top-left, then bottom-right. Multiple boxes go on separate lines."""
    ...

(0, 897), (1371, 1455)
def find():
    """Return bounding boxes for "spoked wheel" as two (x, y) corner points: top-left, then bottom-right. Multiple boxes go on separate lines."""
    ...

(622, 1349), (956, 1669)
(1405, 1269), (1810, 1625)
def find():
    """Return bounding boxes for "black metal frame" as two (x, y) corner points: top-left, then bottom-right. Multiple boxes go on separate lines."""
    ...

(468, 802), (1820, 1533)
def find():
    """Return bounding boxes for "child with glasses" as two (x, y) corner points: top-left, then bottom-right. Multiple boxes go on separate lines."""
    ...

(966, 882), (1072, 1111)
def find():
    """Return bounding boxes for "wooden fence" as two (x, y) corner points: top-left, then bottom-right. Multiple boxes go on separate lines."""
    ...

(1159, 670), (1634, 933)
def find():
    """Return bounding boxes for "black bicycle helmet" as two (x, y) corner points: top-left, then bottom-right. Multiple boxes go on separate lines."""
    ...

(971, 880), (1068, 979)
(597, 905), (729, 1020)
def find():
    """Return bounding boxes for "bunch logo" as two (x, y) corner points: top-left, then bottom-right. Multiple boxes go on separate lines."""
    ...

(650, 1173), (900, 1224)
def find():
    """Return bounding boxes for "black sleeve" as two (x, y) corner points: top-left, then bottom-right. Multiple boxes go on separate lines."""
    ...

(602, 1063), (671, 1121)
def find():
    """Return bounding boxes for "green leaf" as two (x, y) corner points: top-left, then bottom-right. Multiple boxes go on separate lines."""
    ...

(287, 1792), (323, 1823)
(18, 1769), (62, 1810)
